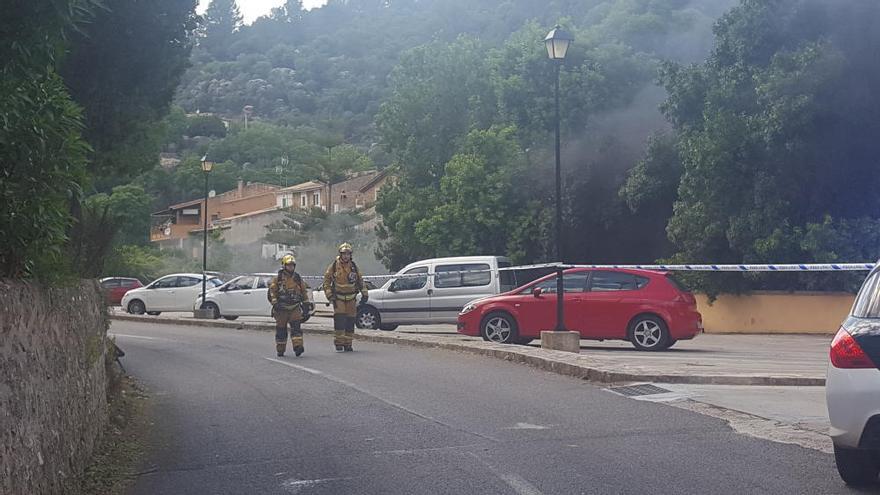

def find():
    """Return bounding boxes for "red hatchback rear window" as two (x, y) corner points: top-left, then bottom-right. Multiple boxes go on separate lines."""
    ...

(665, 274), (690, 292)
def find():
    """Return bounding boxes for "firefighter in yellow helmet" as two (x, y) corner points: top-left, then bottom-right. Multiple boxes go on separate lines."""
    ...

(323, 242), (368, 351)
(269, 254), (312, 357)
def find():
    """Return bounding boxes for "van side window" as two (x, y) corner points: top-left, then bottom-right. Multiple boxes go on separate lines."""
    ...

(390, 267), (428, 291)
(435, 263), (491, 288)
(498, 260), (516, 292)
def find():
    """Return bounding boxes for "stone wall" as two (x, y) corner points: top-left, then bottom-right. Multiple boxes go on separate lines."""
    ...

(0, 280), (109, 495)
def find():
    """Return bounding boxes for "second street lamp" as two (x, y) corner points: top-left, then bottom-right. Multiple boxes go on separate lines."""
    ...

(199, 155), (214, 314)
(545, 24), (574, 332)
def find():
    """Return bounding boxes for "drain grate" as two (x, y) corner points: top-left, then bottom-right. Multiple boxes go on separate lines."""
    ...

(607, 384), (672, 397)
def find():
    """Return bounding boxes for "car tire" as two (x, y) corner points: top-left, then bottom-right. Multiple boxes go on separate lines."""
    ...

(480, 312), (518, 344)
(834, 445), (880, 486)
(513, 337), (534, 345)
(356, 306), (380, 329)
(202, 302), (221, 320)
(628, 314), (671, 351)
(127, 300), (146, 315)
(379, 324), (398, 331)
(223, 315), (239, 321)
(146, 311), (161, 316)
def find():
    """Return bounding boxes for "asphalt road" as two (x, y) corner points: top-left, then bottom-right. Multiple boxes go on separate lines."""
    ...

(113, 320), (860, 495)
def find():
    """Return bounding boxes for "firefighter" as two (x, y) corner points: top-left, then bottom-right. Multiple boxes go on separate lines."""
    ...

(323, 242), (368, 352)
(269, 254), (312, 357)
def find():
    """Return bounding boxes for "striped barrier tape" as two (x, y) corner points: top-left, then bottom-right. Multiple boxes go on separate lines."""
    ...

(205, 261), (876, 284)
(567, 263), (876, 272)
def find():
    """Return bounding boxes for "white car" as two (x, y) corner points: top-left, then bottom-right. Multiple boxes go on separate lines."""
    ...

(196, 273), (318, 320)
(311, 279), (377, 318)
(122, 273), (224, 315)
(826, 266), (880, 486)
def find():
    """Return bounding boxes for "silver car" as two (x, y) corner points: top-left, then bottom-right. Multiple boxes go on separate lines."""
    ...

(826, 266), (880, 486)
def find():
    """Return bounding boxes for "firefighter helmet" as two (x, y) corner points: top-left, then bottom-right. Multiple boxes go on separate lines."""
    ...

(280, 254), (297, 266)
(338, 242), (353, 254)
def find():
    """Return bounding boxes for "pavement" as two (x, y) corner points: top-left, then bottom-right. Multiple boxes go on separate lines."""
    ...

(112, 320), (857, 494)
(108, 309), (832, 387)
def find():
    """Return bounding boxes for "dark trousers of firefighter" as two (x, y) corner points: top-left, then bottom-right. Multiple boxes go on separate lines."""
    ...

(275, 309), (303, 354)
(333, 298), (357, 348)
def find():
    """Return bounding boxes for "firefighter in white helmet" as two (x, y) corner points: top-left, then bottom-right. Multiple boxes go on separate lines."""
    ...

(323, 242), (368, 351)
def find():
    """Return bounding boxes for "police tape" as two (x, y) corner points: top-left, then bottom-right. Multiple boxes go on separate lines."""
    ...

(206, 261), (876, 283)
(567, 263), (876, 272)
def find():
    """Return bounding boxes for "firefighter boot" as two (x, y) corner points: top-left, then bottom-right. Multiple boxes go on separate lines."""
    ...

(292, 336), (304, 357)
(276, 342), (286, 357)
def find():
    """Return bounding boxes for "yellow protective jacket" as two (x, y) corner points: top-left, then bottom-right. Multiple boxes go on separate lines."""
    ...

(269, 270), (310, 310)
(323, 257), (367, 302)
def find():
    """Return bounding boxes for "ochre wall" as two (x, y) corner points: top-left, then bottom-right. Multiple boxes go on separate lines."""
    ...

(697, 291), (855, 334)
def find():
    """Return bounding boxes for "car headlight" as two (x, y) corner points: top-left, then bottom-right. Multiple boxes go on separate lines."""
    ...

(460, 303), (477, 315)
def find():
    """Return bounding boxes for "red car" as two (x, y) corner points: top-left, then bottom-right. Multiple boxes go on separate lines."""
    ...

(100, 277), (144, 306)
(457, 268), (702, 351)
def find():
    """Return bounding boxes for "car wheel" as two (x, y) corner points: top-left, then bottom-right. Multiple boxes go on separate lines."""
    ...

(356, 306), (380, 329)
(223, 315), (239, 321)
(146, 311), (161, 316)
(379, 324), (398, 331)
(628, 315), (671, 351)
(202, 302), (221, 320)
(127, 300), (146, 315)
(834, 445), (880, 486)
(480, 312), (518, 344)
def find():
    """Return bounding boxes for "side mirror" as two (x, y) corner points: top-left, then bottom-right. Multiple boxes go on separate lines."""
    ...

(388, 284), (397, 292)
(220, 286), (228, 292)
(532, 287), (543, 297)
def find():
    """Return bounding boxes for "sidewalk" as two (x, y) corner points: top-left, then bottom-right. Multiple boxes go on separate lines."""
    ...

(108, 309), (831, 386)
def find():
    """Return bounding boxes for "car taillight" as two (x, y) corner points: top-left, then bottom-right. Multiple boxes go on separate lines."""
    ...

(830, 327), (876, 369)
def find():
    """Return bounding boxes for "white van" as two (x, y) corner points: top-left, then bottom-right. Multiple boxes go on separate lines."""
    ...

(355, 256), (516, 330)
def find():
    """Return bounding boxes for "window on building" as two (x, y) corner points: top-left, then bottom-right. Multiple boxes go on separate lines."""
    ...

(312, 192), (320, 206)
(300, 195), (307, 208)
(334, 204), (340, 213)
(282, 197), (288, 208)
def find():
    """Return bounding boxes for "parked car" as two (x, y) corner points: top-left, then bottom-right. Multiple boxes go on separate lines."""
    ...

(456, 268), (702, 350)
(826, 266), (880, 486)
(122, 273), (223, 315)
(353, 256), (517, 331)
(194, 273), (316, 320)
(100, 277), (143, 305)
(312, 279), (378, 317)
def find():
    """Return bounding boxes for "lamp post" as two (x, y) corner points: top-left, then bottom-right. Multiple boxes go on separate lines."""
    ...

(545, 25), (574, 332)
(199, 155), (214, 312)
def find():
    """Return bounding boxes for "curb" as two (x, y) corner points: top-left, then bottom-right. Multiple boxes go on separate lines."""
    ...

(109, 315), (826, 387)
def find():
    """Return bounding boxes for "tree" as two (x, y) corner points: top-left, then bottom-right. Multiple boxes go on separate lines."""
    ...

(61, 0), (199, 186)
(203, 0), (243, 60)
(643, 0), (880, 295)
(0, 0), (95, 278)
(186, 114), (228, 138)
(376, 36), (498, 187)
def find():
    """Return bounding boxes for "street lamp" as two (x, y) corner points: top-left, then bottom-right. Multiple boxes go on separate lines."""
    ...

(199, 154), (214, 313)
(545, 25), (573, 332)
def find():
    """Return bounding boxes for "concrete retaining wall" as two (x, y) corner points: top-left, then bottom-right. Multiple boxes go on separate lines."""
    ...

(698, 291), (854, 334)
(0, 280), (109, 495)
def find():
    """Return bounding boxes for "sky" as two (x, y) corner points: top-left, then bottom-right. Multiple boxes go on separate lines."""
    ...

(197, 0), (328, 24)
